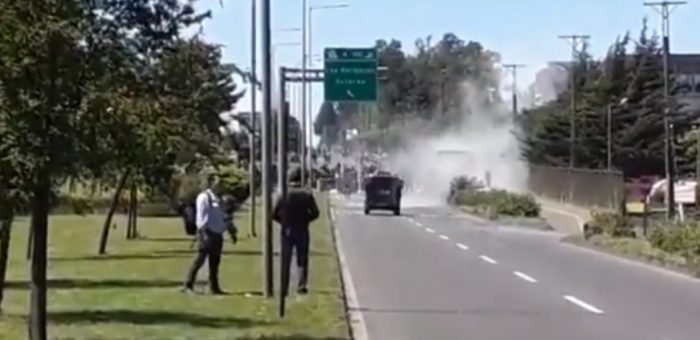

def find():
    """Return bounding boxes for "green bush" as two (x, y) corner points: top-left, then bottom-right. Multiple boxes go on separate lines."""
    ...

(217, 165), (250, 205)
(137, 202), (177, 217)
(51, 194), (128, 215)
(648, 223), (700, 258)
(586, 212), (636, 239)
(455, 189), (540, 217)
(170, 174), (202, 205)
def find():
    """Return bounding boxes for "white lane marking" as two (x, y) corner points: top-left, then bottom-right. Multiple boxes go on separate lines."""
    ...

(425, 228), (435, 234)
(331, 208), (371, 340)
(439, 234), (450, 240)
(456, 243), (469, 250)
(479, 255), (498, 265)
(513, 271), (538, 283)
(563, 295), (604, 315)
(412, 220), (423, 227)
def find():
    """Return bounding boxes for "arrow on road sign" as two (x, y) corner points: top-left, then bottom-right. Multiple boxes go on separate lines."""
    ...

(346, 90), (355, 99)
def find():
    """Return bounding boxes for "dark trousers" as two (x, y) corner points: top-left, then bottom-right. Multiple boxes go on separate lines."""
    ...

(185, 228), (223, 290)
(281, 227), (310, 295)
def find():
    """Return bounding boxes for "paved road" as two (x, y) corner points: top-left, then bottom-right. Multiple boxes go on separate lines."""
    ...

(332, 193), (700, 340)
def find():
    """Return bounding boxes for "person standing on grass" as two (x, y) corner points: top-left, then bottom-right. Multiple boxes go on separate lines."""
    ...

(273, 168), (320, 295)
(182, 173), (236, 295)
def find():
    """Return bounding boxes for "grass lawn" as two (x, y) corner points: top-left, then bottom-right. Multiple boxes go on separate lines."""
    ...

(0, 194), (349, 340)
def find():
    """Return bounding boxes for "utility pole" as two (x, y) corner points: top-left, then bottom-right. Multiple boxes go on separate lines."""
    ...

(249, 0), (257, 238)
(645, 1), (686, 220)
(503, 63), (526, 120)
(300, 0), (308, 187)
(277, 67), (289, 198)
(260, 0), (274, 298)
(558, 34), (590, 168)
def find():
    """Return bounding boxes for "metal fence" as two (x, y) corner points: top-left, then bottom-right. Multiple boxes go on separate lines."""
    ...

(528, 165), (625, 211)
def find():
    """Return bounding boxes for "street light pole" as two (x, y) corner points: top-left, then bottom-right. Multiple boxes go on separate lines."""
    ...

(301, 0), (308, 187)
(645, 1), (686, 220)
(260, 0), (274, 298)
(249, 0), (258, 238)
(503, 63), (526, 120)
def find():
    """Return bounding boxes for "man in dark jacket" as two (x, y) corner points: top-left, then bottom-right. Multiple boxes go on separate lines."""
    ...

(273, 168), (320, 295)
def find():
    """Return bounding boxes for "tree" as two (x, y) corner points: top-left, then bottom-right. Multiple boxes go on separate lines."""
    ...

(314, 102), (340, 146)
(0, 0), (224, 338)
(519, 20), (700, 176)
(0, 2), (101, 338)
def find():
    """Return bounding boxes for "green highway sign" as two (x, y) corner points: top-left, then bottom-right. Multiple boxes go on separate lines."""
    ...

(324, 47), (378, 102)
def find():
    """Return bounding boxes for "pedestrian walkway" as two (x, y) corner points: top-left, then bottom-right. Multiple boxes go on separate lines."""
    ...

(534, 196), (593, 235)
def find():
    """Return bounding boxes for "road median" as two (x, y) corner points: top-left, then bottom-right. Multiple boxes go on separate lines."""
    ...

(0, 192), (349, 339)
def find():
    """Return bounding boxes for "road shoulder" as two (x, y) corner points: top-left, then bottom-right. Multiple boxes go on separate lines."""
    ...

(328, 194), (369, 340)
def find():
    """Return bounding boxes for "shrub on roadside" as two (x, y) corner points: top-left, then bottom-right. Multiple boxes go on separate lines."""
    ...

(585, 212), (636, 239)
(455, 189), (540, 217)
(648, 223), (700, 259)
(447, 176), (484, 203)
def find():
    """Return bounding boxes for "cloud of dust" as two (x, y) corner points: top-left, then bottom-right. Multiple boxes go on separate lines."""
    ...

(386, 79), (528, 206)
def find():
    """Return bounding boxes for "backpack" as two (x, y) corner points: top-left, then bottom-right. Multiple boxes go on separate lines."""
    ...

(182, 205), (197, 235)
(182, 192), (212, 236)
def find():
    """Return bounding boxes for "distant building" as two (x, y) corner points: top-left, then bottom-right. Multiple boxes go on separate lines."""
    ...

(527, 54), (700, 111)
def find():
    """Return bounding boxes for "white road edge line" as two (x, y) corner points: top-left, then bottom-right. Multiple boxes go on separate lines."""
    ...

(456, 243), (469, 250)
(479, 255), (498, 265)
(425, 228), (436, 234)
(330, 207), (371, 340)
(439, 234), (450, 240)
(513, 271), (538, 283)
(563, 295), (604, 315)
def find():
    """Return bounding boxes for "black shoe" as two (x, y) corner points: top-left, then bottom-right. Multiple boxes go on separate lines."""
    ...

(210, 287), (227, 295)
(297, 287), (308, 295)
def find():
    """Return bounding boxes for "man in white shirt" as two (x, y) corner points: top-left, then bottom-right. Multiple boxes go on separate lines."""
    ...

(182, 174), (235, 294)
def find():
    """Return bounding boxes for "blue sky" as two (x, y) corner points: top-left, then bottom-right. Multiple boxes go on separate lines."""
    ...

(195, 0), (699, 116)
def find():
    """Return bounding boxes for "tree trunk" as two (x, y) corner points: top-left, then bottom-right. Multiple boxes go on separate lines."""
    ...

(28, 180), (51, 340)
(131, 186), (138, 238)
(98, 170), (129, 254)
(126, 185), (137, 239)
(0, 216), (14, 313)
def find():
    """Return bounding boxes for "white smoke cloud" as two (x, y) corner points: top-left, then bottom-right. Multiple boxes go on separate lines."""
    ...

(385, 78), (528, 206)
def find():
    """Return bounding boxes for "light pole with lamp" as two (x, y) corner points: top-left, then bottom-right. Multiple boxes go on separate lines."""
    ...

(607, 97), (628, 170)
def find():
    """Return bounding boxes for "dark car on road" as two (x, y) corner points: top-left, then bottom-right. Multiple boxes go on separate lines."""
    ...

(364, 173), (404, 215)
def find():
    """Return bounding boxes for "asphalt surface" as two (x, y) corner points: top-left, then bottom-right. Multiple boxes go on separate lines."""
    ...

(332, 193), (700, 340)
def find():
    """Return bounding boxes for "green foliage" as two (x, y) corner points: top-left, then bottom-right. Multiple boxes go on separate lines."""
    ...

(313, 33), (502, 147)
(447, 176), (484, 203)
(216, 165), (250, 205)
(455, 189), (540, 217)
(520, 20), (700, 176)
(648, 223), (700, 259)
(585, 212), (636, 239)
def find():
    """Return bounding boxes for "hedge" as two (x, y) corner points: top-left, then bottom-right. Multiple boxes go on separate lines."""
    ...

(45, 165), (250, 216)
(584, 212), (636, 239)
(454, 189), (540, 217)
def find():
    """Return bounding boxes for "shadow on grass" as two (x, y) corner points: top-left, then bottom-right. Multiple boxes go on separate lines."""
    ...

(50, 253), (191, 261)
(5, 278), (183, 290)
(139, 237), (193, 242)
(47, 309), (267, 328)
(236, 336), (345, 340)
(155, 249), (332, 257)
